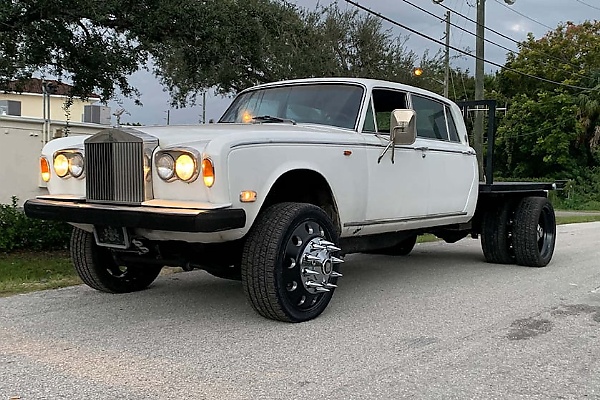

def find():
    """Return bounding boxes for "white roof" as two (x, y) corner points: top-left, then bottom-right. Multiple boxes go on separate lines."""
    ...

(244, 77), (450, 104)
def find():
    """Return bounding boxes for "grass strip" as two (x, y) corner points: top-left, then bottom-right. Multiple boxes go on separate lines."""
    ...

(1, 214), (599, 297)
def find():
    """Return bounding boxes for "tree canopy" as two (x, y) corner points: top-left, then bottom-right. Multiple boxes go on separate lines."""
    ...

(0, 0), (438, 105)
(493, 20), (600, 186)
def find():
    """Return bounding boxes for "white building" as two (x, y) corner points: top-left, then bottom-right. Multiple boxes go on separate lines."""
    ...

(0, 79), (110, 205)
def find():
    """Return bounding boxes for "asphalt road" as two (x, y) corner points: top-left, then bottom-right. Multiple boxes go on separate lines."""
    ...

(2, 222), (600, 400)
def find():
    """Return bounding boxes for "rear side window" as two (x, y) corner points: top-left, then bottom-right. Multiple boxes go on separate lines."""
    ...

(411, 95), (449, 141)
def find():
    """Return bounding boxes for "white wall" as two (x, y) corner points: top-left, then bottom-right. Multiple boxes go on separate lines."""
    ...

(0, 116), (107, 206)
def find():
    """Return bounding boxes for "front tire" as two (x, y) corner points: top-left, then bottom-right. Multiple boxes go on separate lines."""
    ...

(241, 203), (342, 322)
(513, 197), (556, 267)
(70, 228), (162, 293)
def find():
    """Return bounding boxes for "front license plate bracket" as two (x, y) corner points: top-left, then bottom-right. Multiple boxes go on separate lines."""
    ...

(93, 225), (130, 249)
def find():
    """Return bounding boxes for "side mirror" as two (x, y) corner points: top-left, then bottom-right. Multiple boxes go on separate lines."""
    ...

(390, 109), (416, 146)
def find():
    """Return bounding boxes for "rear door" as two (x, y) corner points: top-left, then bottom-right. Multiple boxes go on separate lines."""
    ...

(409, 94), (476, 216)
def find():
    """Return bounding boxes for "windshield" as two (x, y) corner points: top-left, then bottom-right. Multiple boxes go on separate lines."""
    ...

(219, 83), (364, 130)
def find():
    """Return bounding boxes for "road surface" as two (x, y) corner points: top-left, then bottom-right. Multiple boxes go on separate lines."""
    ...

(1, 222), (600, 399)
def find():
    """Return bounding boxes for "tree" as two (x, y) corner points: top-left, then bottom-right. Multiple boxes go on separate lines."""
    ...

(495, 21), (600, 181)
(0, 0), (149, 100)
(156, 3), (444, 106)
(495, 91), (586, 179)
(0, 0), (316, 102)
(0, 0), (441, 106)
(499, 21), (600, 97)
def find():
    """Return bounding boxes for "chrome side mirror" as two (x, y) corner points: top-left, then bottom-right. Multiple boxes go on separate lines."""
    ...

(390, 109), (417, 146)
(378, 109), (417, 164)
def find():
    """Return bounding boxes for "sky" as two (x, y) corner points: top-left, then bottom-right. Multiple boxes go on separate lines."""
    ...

(110, 0), (599, 126)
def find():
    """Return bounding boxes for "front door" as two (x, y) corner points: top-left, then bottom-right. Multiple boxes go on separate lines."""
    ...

(362, 89), (429, 226)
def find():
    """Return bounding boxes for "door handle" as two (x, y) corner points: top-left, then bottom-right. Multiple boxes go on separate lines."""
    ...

(414, 146), (428, 158)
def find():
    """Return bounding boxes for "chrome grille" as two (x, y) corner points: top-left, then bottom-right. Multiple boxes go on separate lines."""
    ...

(85, 141), (145, 204)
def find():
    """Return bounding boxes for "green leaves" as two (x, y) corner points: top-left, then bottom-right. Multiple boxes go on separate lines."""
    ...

(495, 91), (585, 179)
(0, 0), (437, 106)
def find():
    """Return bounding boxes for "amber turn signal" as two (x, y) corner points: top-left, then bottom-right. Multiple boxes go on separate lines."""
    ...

(240, 191), (257, 202)
(40, 157), (50, 182)
(202, 158), (215, 187)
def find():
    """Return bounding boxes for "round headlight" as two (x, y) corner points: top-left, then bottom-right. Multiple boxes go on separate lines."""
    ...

(54, 154), (69, 177)
(175, 154), (197, 182)
(157, 153), (175, 181)
(68, 153), (84, 178)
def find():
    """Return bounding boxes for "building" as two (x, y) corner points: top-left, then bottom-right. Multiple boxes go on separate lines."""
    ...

(0, 79), (111, 205)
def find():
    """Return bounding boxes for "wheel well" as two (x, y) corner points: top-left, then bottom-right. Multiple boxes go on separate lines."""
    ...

(262, 169), (341, 233)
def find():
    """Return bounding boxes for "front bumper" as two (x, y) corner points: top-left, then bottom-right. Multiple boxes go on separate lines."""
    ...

(24, 198), (246, 233)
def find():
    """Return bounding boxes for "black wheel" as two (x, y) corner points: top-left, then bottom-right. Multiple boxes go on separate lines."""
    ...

(241, 202), (343, 322)
(70, 228), (162, 293)
(481, 201), (516, 264)
(513, 197), (556, 267)
(376, 235), (417, 256)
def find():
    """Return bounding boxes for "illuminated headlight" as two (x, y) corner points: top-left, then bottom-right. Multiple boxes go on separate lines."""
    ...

(156, 153), (175, 181)
(53, 154), (69, 177)
(54, 151), (85, 179)
(175, 154), (197, 182)
(68, 153), (84, 178)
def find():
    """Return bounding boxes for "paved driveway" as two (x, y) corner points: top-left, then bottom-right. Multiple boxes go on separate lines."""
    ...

(2, 222), (600, 399)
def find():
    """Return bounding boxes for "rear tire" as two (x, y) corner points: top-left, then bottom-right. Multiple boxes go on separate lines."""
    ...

(241, 202), (342, 322)
(481, 201), (516, 264)
(513, 197), (556, 267)
(70, 228), (162, 293)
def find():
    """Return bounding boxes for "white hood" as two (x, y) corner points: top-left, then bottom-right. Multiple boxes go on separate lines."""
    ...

(133, 123), (354, 148)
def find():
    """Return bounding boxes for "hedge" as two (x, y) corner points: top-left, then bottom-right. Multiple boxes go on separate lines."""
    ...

(0, 197), (71, 252)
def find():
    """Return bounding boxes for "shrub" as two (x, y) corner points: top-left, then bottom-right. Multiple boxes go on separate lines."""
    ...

(0, 197), (71, 253)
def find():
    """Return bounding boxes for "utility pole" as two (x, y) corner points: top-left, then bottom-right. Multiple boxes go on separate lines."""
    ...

(444, 10), (450, 98)
(202, 92), (206, 124)
(166, 109), (170, 125)
(474, 0), (486, 180)
(434, 0), (516, 181)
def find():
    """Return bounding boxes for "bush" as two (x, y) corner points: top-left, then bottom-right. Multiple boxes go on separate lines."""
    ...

(0, 197), (71, 253)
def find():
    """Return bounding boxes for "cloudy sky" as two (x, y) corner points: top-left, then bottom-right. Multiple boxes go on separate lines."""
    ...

(111, 0), (599, 126)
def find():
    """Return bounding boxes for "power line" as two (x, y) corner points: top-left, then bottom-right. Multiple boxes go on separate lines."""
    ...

(574, 0), (600, 12)
(401, 0), (516, 56)
(399, 0), (591, 81)
(434, 2), (593, 82)
(343, 0), (597, 92)
(491, 0), (554, 30)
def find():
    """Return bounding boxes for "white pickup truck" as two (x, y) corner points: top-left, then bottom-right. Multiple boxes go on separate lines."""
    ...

(25, 78), (557, 322)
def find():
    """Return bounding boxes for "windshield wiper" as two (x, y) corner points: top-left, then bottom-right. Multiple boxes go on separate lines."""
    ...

(251, 115), (296, 125)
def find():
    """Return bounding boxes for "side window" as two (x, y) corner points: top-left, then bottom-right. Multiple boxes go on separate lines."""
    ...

(371, 89), (408, 134)
(362, 98), (376, 133)
(411, 95), (449, 141)
(445, 105), (460, 142)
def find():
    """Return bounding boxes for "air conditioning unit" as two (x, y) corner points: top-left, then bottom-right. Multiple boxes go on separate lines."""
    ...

(0, 100), (21, 116)
(83, 104), (111, 125)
